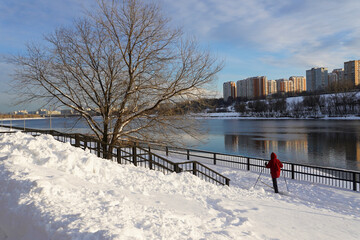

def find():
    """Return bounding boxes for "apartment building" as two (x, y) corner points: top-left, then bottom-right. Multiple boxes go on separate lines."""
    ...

(328, 72), (338, 85)
(306, 67), (328, 91)
(236, 76), (268, 99)
(331, 68), (344, 82)
(289, 76), (306, 92)
(223, 81), (236, 101)
(344, 60), (360, 86)
(276, 78), (292, 93)
(236, 79), (247, 98)
(267, 80), (277, 95)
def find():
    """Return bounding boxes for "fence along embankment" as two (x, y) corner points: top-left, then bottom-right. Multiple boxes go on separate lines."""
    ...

(143, 144), (360, 192)
(0, 125), (230, 186)
(1, 124), (359, 191)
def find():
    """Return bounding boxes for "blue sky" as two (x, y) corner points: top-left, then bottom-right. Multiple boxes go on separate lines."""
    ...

(1, 0), (360, 112)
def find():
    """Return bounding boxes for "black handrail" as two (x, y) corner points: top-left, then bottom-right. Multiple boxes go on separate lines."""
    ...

(3, 124), (359, 191)
(145, 143), (360, 192)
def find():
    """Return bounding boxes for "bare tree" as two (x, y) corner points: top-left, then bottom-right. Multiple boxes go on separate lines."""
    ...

(9, 0), (223, 155)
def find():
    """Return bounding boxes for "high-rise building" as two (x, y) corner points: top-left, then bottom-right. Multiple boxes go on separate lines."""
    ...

(236, 79), (247, 98)
(289, 76), (306, 92)
(223, 81), (236, 101)
(236, 76), (268, 99)
(332, 68), (344, 82)
(252, 76), (268, 98)
(328, 72), (338, 85)
(306, 67), (328, 91)
(267, 80), (277, 95)
(344, 60), (360, 86)
(276, 78), (291, 93)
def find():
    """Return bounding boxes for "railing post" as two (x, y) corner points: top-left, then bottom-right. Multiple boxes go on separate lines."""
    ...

(132, 145), (137, 166)
(247, 158), (250, 171)
(117, 147), (121, 164)
(97, 142), (101, 157)
(166, 146), (169, 156)
(225, 178), (230, 186)
(83, 140), (87, 150)
(291, 164), (295, 179)
(213, 153), (216, 165)
(174, 163), (180, 173)
(192, 162), (196, 176)
(187, 149), (190, 160)
(75, 134), (80, 147)
(353, 172), (357, 191)
(149, 153), (153, 170)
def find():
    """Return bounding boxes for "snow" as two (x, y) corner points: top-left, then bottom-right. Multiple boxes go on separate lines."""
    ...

(1, 131), (360, 240)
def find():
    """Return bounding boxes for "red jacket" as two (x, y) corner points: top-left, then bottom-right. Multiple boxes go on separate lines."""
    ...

(266, 152), (283, 178)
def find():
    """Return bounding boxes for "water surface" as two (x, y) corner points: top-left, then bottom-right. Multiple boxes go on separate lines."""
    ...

(3, 117), (360, 171)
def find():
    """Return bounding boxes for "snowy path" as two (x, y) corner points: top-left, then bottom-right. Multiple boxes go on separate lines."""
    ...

(0, 131), (359, 240)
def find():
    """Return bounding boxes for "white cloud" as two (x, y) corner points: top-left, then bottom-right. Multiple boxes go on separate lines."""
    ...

(160, 0), (360, 69)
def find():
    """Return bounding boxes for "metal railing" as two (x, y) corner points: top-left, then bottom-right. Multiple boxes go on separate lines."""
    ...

(139, 144), (360, 192)
(0, 125), (230, 186)
(3, 124), (359, 191)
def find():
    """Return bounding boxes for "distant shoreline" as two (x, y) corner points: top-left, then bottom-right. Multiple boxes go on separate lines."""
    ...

(0, 117), (45, 121)
(193, 112), (360, 120)
(2, 113), (360, 121)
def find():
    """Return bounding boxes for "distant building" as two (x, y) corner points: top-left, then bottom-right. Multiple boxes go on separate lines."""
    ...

(48, 110), (61, 115)
(28, 110), (39, 115)
(306, 67), (328, 91)
(289, 76), (306, 92)
(344, 60), (360, 86)
(250, 76), (268, 98)
(38, 109), (48, 115)
(60, 109), (74, 115)
(328, 72), (338, 85)
(331, 68), (344, 83)
(267, 80), (277, 95)
(38, 109), (61, 115)
(223, 81), (236, 101)
(13, 110), (28, 115)
(236, 79), (247, 98)
(236, 76), (267, 99)
(276, 78), (291, 93)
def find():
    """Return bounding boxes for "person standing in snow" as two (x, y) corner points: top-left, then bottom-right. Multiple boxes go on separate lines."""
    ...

(265, 152), (283, 193)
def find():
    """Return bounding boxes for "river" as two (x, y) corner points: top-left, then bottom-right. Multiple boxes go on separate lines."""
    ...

(2, 117), (360, 171)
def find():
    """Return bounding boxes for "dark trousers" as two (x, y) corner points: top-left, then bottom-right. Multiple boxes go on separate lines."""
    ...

(272, 178), (279, 193)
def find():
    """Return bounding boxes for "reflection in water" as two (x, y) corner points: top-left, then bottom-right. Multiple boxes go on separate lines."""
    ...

(225, 135), (308, 162)
(221, 120), (360, 171)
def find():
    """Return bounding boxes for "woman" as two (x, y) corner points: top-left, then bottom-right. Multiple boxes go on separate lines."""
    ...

(265, 152), (283, 193)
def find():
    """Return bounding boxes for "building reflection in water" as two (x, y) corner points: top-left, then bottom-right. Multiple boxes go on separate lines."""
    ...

(219, 119), (360, 170)
(224, 134), (308, 160)
(224, 130), (360, 170)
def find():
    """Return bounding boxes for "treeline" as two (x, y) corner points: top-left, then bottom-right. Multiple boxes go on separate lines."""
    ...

(173, 90), (360, 118)
(240, 91), (360, 118)
(235, 92), (360, 118)
(0, 114), (41, 119)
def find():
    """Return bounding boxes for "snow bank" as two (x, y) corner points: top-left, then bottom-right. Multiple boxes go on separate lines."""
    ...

(0, 132), (360, 240)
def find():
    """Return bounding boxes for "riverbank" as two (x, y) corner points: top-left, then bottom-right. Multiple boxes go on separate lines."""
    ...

(3, 112), (360, 121)
(0, 117), (45, 121)
(193, 112), (360, 120)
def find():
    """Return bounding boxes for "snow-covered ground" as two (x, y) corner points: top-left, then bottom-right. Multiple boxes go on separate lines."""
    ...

(0, 131), (360, 240)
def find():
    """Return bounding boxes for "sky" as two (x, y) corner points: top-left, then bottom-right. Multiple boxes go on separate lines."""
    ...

(1, 0), (360, 112)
